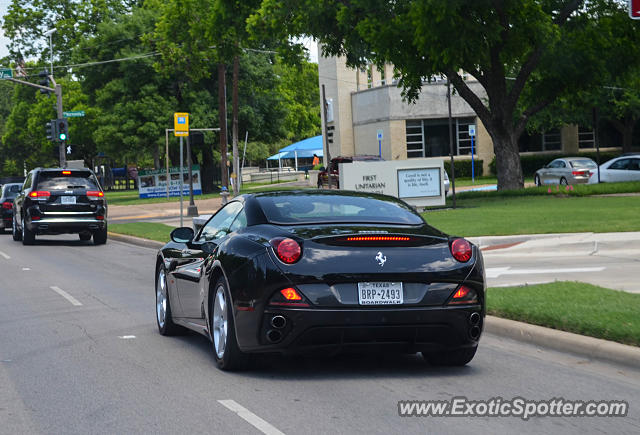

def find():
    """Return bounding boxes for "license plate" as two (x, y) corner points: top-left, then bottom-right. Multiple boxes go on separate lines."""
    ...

(61, 196), (76, 204)
(358, 282), (403, 305)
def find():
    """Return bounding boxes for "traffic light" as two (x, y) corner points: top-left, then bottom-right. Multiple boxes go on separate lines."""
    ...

(326, 125), (335, 144)
(38, 70), (51, 95)
(45, 119), (57, 142)
(57, 118), (68, 142)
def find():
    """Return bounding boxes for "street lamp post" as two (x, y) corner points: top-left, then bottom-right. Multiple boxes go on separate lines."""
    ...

(44, 28), (56, 77)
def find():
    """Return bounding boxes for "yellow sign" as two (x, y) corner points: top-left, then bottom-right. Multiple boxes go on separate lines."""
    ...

(174, 112), (189, 137)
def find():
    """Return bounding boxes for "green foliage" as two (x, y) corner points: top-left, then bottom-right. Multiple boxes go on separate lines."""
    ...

(444, 159), (483, 178)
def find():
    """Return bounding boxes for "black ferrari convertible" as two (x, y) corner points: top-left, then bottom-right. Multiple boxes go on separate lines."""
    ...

(155, 190), (485, 370)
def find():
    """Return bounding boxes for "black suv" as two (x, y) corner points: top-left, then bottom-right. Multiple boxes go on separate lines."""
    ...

(13, 168), (108, 245)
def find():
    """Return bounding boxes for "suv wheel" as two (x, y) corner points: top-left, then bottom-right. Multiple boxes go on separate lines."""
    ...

(93, 226), (107, 245)
(12, 215), (22, 241)
(22, 216), (35, 245)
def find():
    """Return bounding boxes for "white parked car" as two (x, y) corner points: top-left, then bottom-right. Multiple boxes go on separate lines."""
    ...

(588, 154), (640, 183)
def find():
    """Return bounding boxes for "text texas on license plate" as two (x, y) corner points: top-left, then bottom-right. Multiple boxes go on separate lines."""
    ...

(61, 196), (76, 204)
(358, 282), (403, 305)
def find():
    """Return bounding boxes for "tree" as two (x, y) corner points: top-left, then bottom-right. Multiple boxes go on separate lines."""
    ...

(251, 0), (640, 189)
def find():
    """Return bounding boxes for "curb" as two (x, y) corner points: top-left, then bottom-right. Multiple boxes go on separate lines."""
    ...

(106, 233), (640, 368)
(107, 232), (164, 250)
(485, 315), (640, 368)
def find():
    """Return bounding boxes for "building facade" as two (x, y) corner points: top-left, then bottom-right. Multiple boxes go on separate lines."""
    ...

(318, 54), (620, 174)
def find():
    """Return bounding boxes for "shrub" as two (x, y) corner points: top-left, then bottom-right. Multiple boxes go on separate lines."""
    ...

(444, 159), (483, 178)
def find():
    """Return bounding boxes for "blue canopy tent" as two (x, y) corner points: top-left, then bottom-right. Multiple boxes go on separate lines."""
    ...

(266, 135), (323, 170)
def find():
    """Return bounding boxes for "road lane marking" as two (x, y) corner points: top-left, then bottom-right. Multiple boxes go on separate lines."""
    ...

(118, 335), (136, 339)
(218, 399), (285, 435)
(22, 267), (30, 271)
(486, 266), (605, 278)
(50, 286), (83, 306)
(0, 251), (10, 260)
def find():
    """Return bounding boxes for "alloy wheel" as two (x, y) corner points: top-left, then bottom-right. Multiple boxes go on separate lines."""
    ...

(156, 268), (167, 329)
(212, 286), (228, 359)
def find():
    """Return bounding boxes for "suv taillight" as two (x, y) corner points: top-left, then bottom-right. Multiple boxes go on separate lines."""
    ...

(2, 202), (12, 209)
(28, 191), (50, 199)
(86, 191), (104, 198)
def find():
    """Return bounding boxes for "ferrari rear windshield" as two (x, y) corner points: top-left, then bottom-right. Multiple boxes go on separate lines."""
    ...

(256, 193), (424, 225)
(36, 171), (99, 190)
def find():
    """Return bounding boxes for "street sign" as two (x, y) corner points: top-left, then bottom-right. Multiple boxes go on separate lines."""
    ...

(630, 0), (640, 19)
(0, 68), (13, 79)
(377, 129), (383, 140)
(468, 125), (476, 137)
(63, 110), (85, 118)
(174, 112), (189, 137)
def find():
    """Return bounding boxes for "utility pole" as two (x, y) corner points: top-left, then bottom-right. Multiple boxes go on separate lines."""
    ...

(447, 79), (456, 209)
(322, 84), (332, 189)
(232, 55), (240, 196)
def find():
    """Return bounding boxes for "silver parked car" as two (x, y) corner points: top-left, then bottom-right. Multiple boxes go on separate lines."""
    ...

(588, 154), (640, 184)
(534, 157), (597, 186)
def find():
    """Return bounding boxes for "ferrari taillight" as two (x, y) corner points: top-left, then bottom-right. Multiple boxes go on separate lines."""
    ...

(268, 287), (309, 307)
(450, 238), (472, 262)
(270, 238), (302, 264)
(447, 285), (478, 305)
(345, 236), (411, 242)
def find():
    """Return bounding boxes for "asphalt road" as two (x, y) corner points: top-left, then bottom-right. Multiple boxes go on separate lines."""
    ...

(480, 233), (640, 293)
(1, 233), (639, 435)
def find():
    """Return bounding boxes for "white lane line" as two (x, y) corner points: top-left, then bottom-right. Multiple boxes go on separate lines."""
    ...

(0, 251), (10, 260)
(118, 335), (136, 339)
(218, 399), (285, 435)
(50, 286), (83, 306)
(22, 267), (31, 271)
(486, 266), (605, 278)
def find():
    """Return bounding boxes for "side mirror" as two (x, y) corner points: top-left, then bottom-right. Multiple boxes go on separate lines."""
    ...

(319, 166), (325, 172)
(170, 227), (194, 244)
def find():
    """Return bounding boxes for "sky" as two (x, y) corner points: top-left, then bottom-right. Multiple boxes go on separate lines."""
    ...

(0, 2), (8, 59)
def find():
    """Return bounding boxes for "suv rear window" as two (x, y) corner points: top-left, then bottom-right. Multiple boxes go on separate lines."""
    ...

(36, 171), (99, 190)
(256, 192), (424, 225)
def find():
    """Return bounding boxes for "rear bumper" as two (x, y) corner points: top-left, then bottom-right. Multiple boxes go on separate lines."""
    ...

(238, 304), (483, 355)
(27, 217), (106, 234)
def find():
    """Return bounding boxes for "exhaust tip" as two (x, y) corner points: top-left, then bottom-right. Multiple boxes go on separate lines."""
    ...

(266, 329), (282, 343)
(469, 312), (481, 326)
(270, 315), (286, 329)
(469, 326), (481, 340)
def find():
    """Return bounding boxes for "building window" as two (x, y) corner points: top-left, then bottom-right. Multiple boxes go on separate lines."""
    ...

(542, 129), (561, 151)
(406, 120), (425, 158)
(367, 66), (373, 89)
(578, 126), (595, 149)
(405, 117), (476, 158)
(380, 67), (386, 86)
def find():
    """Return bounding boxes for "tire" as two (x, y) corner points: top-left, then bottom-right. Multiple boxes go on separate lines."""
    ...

(12, 215), (21, 241)
(317, 179), (323, 189)
(211, 277), (248, 371)
(559, 177), (568, 186)
(79, 232), (92, 241)
(22, 216), (35, 245)
(534, 175), (541, 186)
(93, 226), (107, 245)
(423, 346), (477, 366)
(155, 263), (185, 336)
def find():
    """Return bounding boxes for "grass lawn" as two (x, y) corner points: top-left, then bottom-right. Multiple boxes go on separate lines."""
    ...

(109, 222), (175, 243)
(423, 194), (640, 237)
(487, 282), (640, 346)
